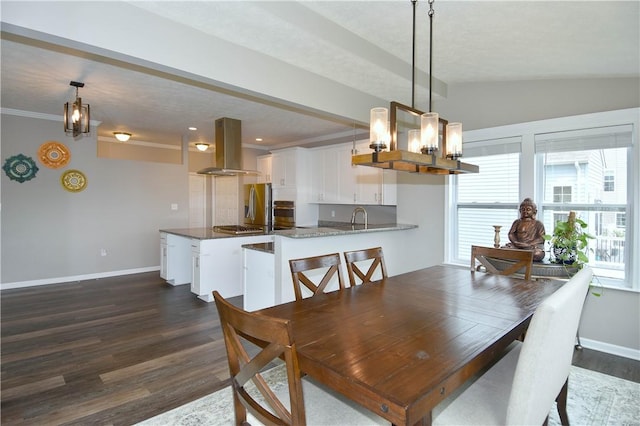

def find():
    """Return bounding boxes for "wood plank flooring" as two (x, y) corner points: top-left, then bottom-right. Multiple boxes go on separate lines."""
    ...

(2, 272), (639, 425)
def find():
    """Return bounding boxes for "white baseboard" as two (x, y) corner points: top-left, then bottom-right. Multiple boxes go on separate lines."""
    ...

(0, 266), (161, 290)
(579, 337), (640, 361)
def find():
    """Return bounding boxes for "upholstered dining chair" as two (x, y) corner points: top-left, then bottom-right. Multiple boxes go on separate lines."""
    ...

(343, 247), (388, 286)
(470, 245), (534, 281)
(433, 266), (593, 425)
(213, 291), (387, 426)
(289, 253), (347, 301)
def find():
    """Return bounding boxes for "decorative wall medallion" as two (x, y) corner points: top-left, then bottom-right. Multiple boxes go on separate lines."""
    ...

(61, 169), (87, 192)
(2, 154), (39, 183)
(38, 141), (71, 169)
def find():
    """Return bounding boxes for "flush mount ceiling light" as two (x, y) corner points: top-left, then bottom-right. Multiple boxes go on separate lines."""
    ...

(113, 132), (132, 142)
(195, 143), (210, 152)
(353, 0), (478, 175)
(64, 81), (91, 138)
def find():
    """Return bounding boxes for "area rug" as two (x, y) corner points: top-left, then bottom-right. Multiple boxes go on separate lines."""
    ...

(138, 364), (639, 425)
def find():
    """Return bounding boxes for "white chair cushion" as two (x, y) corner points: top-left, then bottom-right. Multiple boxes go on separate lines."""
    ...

(433, 343), (522, 425)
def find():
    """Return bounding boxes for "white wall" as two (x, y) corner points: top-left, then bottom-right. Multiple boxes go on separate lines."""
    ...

(436, 77), (640, 131)
(1, 114), (189, 286)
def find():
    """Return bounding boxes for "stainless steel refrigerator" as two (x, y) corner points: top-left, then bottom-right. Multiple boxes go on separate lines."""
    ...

(243, 183), (272, 228)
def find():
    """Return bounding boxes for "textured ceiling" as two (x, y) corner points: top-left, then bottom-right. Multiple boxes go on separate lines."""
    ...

(1, 1), (638, 150)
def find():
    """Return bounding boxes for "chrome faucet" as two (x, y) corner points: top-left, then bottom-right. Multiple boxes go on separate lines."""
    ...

(351, 206), (368, 228)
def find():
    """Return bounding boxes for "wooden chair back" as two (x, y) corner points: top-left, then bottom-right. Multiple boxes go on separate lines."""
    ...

(213, 290), (306, 425)
(289, 253), (346, 301)
(470, 245), (534, 280)
(343, 247), (388, 286)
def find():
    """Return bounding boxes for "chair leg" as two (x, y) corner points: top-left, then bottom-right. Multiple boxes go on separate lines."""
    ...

(556, 378), (570, 425)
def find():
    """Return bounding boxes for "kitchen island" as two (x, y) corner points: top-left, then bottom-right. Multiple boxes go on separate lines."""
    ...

(161, 223), (417, 304)
(241, 223), (417, 310)
(160, 228), (274, 302)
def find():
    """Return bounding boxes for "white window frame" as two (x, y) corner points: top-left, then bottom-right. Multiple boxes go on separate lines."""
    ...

(445, 108), (639, 292)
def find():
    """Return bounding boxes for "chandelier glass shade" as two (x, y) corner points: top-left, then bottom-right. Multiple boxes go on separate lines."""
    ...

(64, 81), (90, 137)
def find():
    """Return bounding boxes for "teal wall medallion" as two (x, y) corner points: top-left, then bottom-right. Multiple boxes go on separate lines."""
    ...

(3, 154), (39, 183)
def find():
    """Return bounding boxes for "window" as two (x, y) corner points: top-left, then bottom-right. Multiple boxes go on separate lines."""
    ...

(536, 124), (632, 284)
(604, 171), (615, 192)
(617, 213), (626, 228)
(553, 186), (572, 203)
(452, 137), (521, 260)
(448, 110), (637, 291)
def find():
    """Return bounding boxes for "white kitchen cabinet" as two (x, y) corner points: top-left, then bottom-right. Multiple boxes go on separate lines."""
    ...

(189, 235), (274, 302)
(257, 154), (272, 183)
(311, 142), (393, 205)
(160, 233), (168, 279)
(311, 146), (340, 203)
(160, 233), (191, 285)
(243, 247), (275, 311)
(271, 149), (297, 189)
(338, 144), (359, 204)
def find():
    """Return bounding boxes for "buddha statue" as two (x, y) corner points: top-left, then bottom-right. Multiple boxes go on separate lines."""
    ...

(504, 198), (546, 261)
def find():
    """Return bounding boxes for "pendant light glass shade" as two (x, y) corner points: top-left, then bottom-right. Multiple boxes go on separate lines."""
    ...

(408, 129), (421, 153)
(446, 122), (463, 159)
(195, 143), (210, 151)
(369, 107), (389, 152)
(420, 112), (439, 154)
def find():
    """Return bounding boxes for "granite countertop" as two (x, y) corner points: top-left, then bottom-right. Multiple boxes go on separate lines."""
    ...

(161, 223), (417, 240)
(159, 228), (271, 240)
(274, 222), (417, 239)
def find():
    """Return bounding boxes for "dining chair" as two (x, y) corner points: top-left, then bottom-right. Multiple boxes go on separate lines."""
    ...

(433, 266), (593, 425)
(213, 290), (387, 426)
(343, 246), (388, 286)
(289, 253), (347, 301)
(470, 245), (534, 280)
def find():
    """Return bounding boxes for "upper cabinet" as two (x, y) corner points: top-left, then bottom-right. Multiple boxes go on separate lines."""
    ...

(271, 149), (298, 189)
(257, 154), (272, 183)
(310, 141), (397, 206)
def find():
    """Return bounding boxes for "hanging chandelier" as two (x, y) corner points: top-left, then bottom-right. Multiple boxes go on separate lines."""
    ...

(64, 81), (91, 138)
(353, 0), (478, 175)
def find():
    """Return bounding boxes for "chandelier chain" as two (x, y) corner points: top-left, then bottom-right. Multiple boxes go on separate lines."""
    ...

(428, 0), (435, 112)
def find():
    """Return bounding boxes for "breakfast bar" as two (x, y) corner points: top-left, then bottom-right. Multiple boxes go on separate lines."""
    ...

(161, 223), (417, 304)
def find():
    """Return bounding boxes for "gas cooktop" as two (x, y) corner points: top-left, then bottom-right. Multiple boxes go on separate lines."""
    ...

(213, 225), (265, 235)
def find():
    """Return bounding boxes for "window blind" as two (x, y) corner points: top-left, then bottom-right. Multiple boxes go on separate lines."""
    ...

(534, 124), (633, 153)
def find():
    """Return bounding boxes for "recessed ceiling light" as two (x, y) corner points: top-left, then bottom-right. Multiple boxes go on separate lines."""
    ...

(188, 126), (197, 131)
(255, 138), (263, 142)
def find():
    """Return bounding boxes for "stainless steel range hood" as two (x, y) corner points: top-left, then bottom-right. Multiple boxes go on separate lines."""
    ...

(197, 117), (259, 176)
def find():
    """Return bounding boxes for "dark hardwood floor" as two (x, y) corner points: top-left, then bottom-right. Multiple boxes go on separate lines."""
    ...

(2, 272), (639, 425)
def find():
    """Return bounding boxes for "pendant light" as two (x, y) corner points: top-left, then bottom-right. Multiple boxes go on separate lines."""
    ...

(354, 0), (478, 175)
(64, 81), (90, 137)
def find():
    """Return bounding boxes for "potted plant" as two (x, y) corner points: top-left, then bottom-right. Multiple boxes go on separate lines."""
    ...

(544, 211), (595, 266)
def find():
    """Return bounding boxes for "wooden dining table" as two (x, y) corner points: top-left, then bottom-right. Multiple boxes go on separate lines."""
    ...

(259, 264), (564, 426)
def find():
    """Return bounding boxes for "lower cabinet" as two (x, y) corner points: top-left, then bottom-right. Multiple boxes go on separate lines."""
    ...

(243, 248), (275, 311)
(160, 233), (273, 302)
(160, 233), (191, 285)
